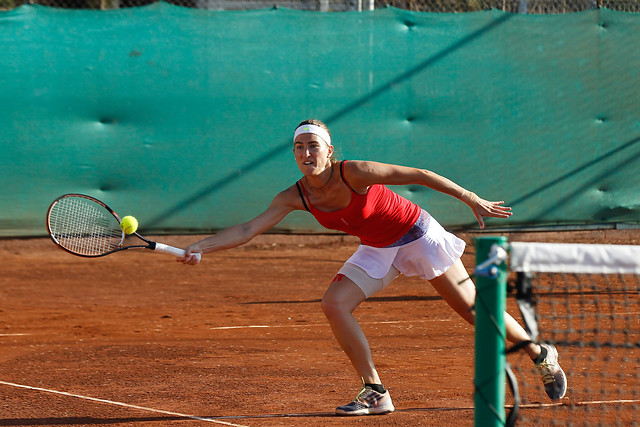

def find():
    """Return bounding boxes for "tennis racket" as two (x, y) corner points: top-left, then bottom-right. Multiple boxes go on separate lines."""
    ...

(46, 193), (200, 262)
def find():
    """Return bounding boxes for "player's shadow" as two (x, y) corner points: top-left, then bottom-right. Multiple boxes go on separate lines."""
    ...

(203, 411), (337, 420)
(242, 295), (443, 304)
(459, 134), (640, 229)
(511, 134), (640, 224)
(203, 405), (475, 421)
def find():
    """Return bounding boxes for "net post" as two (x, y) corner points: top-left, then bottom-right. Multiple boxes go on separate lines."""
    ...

(474, 236), (508, 427)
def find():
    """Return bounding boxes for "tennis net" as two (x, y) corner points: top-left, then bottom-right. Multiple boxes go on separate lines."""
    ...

(507, 241), (640, 426)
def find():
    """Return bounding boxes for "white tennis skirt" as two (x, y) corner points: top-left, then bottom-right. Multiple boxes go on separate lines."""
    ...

(344, 211), (466, 281)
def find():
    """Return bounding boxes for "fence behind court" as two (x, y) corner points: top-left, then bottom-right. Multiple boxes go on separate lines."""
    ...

(2, 0), (640, 12)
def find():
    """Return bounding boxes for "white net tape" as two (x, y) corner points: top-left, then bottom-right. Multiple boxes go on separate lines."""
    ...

(506, 241), (640, 425)
(510, 242), (640, 274)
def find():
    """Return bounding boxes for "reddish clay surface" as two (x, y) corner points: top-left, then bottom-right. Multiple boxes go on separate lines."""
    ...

(1, 229), (638, 426)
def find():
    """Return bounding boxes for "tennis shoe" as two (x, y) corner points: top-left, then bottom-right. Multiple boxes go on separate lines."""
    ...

(335, 384), (394, 416)
(536, 343), (567, 400)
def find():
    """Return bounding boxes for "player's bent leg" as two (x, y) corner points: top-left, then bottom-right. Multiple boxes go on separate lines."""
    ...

(322, 273), (395, 415)
(430, 259), (538, 349)
(429, 259), (567, 400)
(428, 259), (476, 324)
(321, 274), (379, 384)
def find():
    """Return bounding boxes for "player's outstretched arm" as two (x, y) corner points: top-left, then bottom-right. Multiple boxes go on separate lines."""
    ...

(179, 187), (301, 265)
(344, 160), (512, 229)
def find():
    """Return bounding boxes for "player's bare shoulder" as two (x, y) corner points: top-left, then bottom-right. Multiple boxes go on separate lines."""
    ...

(345, 160), (419, 187)
(345, 160), (391, 176)
(271, 184), (307, 211)
(343, 160), (391, 189)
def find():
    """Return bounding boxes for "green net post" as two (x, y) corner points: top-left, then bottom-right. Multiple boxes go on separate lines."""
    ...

(474, 236), (508, 427)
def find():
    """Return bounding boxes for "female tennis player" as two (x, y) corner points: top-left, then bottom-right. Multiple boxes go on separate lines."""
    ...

(180, 119), (567, 415)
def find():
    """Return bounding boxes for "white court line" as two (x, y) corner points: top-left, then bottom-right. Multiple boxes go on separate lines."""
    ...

(210, 319), (444, 330)
(514, 398), (640, 408)
(0, 381), (248, 427)
(0, 333), (30, 336)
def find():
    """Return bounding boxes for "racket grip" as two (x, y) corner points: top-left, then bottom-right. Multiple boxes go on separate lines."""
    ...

(154, 242), (202, 263)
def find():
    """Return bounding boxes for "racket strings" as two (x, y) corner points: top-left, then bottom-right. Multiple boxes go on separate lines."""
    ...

(48, 196), (123, 256)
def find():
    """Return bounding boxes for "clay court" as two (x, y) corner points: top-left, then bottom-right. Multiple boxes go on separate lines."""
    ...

(1, 229), (639, 426)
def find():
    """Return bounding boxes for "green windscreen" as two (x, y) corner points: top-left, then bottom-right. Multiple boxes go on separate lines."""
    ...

(1, 4), (639, 236)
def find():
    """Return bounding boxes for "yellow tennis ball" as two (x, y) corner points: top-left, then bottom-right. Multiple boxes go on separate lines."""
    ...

(120, 216), (138, 234)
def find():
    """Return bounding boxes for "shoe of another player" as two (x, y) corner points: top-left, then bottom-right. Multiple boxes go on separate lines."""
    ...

(536, 343), (567, 400)
(335, 384), (395, 416)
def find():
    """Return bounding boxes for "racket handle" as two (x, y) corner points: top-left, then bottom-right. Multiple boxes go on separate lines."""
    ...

(154, 242), (202, 263)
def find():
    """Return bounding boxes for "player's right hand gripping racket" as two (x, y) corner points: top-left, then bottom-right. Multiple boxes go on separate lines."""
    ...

(46, 193), (200, 262)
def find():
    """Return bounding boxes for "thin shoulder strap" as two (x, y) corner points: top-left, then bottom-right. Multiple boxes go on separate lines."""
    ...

(340, 160), (358, 194)
(295, 181), (310, 212)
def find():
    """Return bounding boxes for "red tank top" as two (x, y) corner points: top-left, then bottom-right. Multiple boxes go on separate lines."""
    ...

(297, 161), (421, 248)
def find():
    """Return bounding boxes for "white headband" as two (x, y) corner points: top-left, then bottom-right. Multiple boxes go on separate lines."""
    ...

(293, 124), (332, 147)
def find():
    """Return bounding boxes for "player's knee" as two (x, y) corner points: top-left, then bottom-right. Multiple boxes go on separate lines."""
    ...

(321, 294), (344, 319)
(322, 273), (367, 320)
(321, 277), (352, 318)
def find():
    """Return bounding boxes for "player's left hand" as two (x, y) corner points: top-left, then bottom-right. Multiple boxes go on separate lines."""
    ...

(465, 192), (512, 229)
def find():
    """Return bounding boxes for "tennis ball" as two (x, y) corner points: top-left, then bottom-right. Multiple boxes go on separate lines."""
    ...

(120, 216), (138, 235)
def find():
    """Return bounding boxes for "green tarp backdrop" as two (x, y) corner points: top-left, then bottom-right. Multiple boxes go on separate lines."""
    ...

(1, 3), (639, 236)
